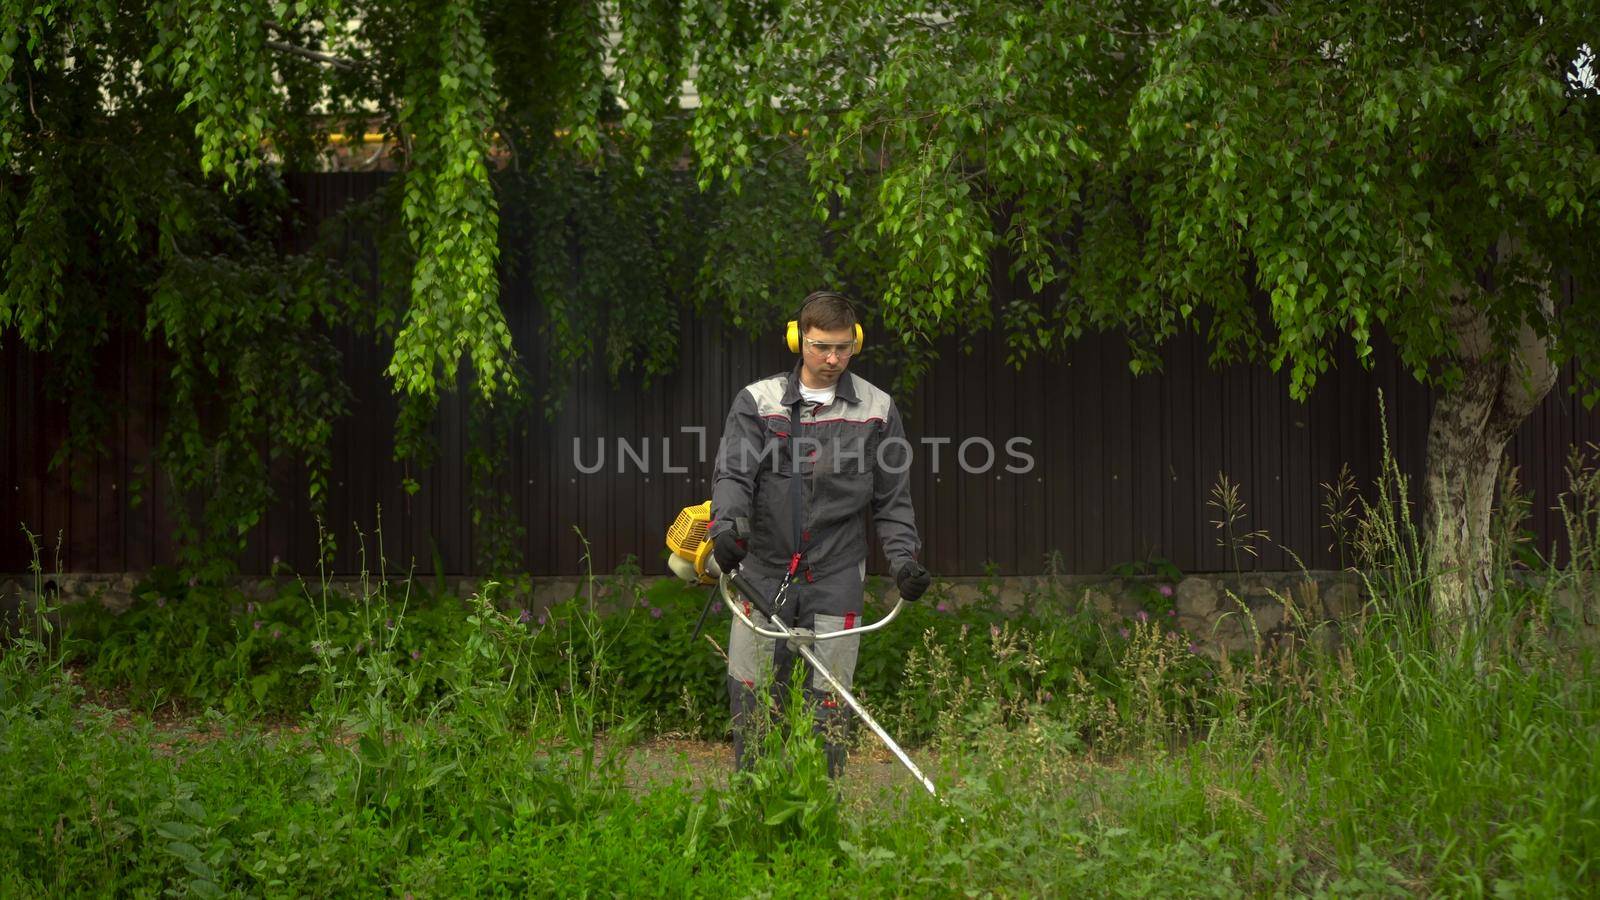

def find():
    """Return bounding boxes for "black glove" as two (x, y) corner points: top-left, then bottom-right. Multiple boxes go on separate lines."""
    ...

(712, 535), (747, 575)
(894, 560), (931, 601)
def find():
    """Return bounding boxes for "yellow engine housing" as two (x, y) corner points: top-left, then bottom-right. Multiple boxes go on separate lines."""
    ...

(666, 500), (717, 584)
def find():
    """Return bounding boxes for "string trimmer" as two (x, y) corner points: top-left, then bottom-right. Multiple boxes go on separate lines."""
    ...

(665, 501), (939, 799)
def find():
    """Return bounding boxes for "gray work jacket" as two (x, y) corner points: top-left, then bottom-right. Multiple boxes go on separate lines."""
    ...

(709, 363), (921, 593)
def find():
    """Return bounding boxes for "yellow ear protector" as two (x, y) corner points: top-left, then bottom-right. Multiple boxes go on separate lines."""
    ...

(785, 291), (865, 355)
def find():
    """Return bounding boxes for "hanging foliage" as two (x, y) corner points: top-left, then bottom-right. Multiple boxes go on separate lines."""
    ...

(0, 1), (777, 577)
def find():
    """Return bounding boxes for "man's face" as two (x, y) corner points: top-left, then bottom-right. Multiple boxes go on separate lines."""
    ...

(799, 325), (855, 387)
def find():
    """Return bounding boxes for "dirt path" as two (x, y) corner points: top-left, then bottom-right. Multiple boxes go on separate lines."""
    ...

(80, 695), (956, 806)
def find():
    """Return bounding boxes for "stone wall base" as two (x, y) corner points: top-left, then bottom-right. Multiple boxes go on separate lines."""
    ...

(4, 570), (1595, 655)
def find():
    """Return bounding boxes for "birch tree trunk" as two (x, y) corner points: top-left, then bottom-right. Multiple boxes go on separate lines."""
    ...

(1424, 256), (1558, 640)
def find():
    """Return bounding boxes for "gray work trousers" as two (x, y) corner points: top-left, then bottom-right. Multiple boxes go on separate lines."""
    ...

(726, 563), (864, 777)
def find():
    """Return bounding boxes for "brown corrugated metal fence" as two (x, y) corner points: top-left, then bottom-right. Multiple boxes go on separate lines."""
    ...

(3, 173), (1597, 577)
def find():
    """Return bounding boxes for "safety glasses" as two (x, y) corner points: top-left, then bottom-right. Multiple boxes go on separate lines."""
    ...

(803, 338), (855, 358)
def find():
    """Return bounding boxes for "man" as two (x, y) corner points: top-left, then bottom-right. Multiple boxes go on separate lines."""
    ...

(709, 290), (932, 777)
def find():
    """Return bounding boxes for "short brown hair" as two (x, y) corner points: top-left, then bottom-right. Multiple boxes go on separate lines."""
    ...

(798, 291), (857, 334)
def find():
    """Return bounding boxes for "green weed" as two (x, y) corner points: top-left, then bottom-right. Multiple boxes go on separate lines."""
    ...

(7, 439), (1600, 895)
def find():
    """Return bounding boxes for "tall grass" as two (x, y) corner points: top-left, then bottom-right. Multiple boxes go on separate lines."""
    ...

(1179, 422), (1600, 892)
(0, 528), (69, 711)
(4, 436), (1598, 894)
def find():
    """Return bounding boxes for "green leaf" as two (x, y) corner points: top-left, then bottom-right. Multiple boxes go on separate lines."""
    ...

(157, 821), (199, 841)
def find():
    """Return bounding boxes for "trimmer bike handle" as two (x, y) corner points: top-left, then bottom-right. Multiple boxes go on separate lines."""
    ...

(720, 570), (906, 644)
